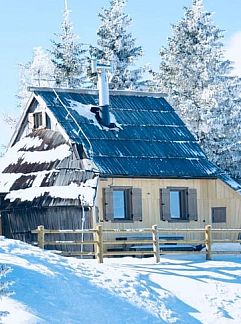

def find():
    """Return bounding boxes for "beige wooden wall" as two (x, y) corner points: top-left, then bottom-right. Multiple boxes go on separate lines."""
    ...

(95, 177), (241, 240)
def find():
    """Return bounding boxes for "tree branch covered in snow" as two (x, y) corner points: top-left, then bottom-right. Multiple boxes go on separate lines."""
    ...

(49, 3), (88, 88)
(2, 114), (19, 129)
(153, 0), (241, 180)
(17, 47), (55, 110)
(96, 0), (145, 90)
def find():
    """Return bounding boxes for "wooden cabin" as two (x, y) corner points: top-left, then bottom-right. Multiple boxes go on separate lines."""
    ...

(0, 87), (241, 251)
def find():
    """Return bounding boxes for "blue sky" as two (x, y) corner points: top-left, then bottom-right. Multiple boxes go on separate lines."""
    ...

(0, 0), (241, 146)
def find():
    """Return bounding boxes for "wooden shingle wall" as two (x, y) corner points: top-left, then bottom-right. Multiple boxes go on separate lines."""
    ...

(1, 206), (93, 253)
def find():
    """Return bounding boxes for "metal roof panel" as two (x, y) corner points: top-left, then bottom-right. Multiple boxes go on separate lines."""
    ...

(33, 89), (218, 178)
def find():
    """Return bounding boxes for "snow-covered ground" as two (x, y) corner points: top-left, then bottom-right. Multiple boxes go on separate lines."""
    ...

(0, 237), (241, 324)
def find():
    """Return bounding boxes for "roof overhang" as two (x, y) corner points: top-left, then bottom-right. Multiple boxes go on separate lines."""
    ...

(28, 86), (167, 98)
(99, 174), (218, 180)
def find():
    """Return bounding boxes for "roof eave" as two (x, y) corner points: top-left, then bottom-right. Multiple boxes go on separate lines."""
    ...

(99, 174), (218, 180)
(28, 86), (167, 98)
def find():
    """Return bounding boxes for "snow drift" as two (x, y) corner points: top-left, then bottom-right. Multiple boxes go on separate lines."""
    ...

(0, 237), (241, 323)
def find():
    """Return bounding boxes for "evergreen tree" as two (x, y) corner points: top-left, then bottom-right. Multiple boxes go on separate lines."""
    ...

(18, 47), (55, 110)
(50, 0), (87, 88)
(5, 47), (54, 132)
(96, 0), (144, 90)
(153, 0), (241, 179)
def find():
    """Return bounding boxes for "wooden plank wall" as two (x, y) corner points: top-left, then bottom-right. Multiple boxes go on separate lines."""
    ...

(96, 178), (241, 241)
(2, 206), (94, 253)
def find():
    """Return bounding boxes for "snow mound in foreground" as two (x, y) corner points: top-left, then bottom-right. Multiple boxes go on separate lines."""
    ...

(0, 237), (241, 323)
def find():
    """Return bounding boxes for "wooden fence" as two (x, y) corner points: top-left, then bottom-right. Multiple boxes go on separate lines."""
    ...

(31, 225), (241, 263)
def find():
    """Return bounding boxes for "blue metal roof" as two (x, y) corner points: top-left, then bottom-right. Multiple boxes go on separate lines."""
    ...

(33, 89), (218, 178)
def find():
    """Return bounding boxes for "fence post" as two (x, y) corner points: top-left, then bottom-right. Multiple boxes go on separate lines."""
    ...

(152, 225), (160, 263)
(96, 225), (104, 263)
(205, 225), (212, 260)
(37, 225), (45, 249)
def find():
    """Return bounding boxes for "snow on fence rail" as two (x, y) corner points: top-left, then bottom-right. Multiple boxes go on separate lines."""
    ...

(31, 225), (241, 263)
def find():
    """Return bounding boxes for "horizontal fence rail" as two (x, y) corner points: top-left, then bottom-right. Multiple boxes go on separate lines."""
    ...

(31, 225), (241, 263)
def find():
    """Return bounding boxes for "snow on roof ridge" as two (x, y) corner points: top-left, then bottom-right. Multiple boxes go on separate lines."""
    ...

(28, 86), (166, 98)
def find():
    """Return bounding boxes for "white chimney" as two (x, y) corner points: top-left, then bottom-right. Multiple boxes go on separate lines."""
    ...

(98, 67), (110, 107)
(92, 60), (112, 126)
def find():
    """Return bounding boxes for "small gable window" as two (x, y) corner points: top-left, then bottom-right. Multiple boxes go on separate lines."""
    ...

(104, 187), (142, 222)
(212, 207), (226, 223)
(161, 187), (198, 222)
(28, 111), (50, 130)
(34, 112), (43, 128)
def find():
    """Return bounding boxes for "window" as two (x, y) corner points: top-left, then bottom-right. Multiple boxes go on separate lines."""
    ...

(170, 189), (187, 220)
(33, 112), (43, 128)
(113, 190), (130, 220)
(161, 187), (198, 222)
(28, 111), (48, 130)
(170, 191), (181, 218)
(104, 187), (142, 222)
(212, 207), (226, 223)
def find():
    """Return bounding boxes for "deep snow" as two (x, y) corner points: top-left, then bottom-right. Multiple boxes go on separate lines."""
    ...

(0, 237), (241, 323)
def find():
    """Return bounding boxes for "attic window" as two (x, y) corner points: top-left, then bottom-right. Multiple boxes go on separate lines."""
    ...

(28, 111), (50, 130)
(34, 112), (43, 128)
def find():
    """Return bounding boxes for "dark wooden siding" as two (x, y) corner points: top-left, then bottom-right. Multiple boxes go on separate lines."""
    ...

(1, 206), (94, 254)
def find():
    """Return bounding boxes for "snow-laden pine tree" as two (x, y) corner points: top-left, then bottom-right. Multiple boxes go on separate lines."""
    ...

(50, 0), (87, 88)
(153, 0), (241, 180)
(18, 47), (55, 110)
(96, 0), (144, 90)
(4, 46), (54, 133)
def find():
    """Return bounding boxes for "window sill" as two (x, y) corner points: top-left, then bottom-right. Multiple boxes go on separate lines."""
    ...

(106, 219), (134, 223)
(167, 219), (190, 223)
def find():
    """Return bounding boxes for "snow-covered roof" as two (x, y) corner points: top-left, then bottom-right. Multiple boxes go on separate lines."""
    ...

(3, 87), (241, 205)
(25, 87), (219, 179)
(217, 172), (241, 195)
(0, 129), (98, 208)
